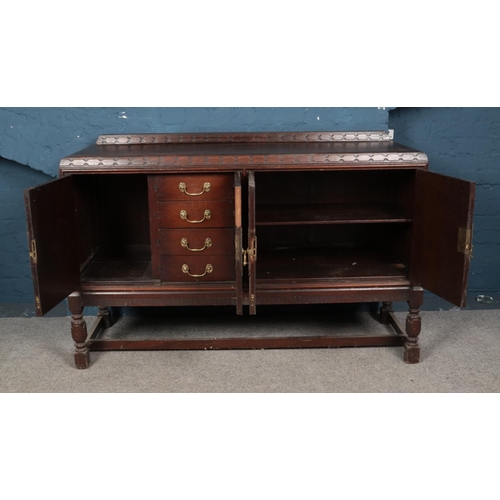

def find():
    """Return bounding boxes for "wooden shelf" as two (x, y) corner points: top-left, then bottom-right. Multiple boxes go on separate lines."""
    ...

(256, 203), (412, 226)
(82, 245), (152, 283)
(256, 245), (409, 282)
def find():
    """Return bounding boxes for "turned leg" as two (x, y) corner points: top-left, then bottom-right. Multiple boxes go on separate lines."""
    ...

(68, 292), (89, 369)
(97, 306), (112, 328)
(404, 287), (424, 364)
(380, 301), (393, 325)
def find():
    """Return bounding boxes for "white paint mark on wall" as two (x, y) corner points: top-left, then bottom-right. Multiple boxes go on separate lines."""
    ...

(119, 111), (128, 119)
(317, 116), (320, 120)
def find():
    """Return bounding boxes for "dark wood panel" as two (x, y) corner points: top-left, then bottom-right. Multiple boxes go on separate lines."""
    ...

(157, 201), (234, 229)
(255, 224), (405, 250)
(248, 171), (257, 314)
(255, 286), (410, 305)
(255, 171), (311, 204)
(24, 176), (80, 316)
(148, 175), (161, 279)
(256, 203), (412, 225)
(309, 170), (415, 204)
(66, 139), (424, 158)
(412, 170), (475, 307)
(96, 175), (150, 246)
(89, 334), (406, 351)
(256, 246), (408, 282)
(159, 228), (234, 256)
(81, 245), (152, 283)
(160, 255), (235, 282)
(79, 284), (408, 308)
(152, 173), (233, 201)
(255, 170), (417, 206)
(234, 171), (243, 315)
(73, 175), (99, 268)
(80, 287), (237, 307)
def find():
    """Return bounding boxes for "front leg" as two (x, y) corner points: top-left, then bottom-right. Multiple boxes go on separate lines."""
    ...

(68, 292), (89, 369)
(404, 287), (424, 364)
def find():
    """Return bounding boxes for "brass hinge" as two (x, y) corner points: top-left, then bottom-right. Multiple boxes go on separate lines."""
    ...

(242, 237), (257, 267)
(29, 239), (37, 264)
(35, 296), (41, 310)
(457, 228), (473, 257)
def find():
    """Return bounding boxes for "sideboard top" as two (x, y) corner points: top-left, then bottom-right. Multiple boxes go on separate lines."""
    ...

(60, 131), (428, 173)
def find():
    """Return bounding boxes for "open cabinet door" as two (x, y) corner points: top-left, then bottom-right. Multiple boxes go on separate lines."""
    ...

(411, 170), (475, 307)
(24, 176), (80, 316)
(248, 171), (257, 314)
(234, 171), (243, 315)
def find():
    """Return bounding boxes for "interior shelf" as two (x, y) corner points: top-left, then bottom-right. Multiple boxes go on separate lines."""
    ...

(255, 245), (409, 282)
(81, 245), (152, 283)
(256, 203), (412, 226)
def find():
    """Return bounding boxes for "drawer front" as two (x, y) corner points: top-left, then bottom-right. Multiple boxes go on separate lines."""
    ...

(160, 255), (235, 282)
(152, 174), (233, 201)
(158, 201), (234, 229)
(159, 228), (234, 256)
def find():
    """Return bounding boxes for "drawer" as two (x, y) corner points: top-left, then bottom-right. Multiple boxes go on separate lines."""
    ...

(160, 255), (235, 282)
(151, 174), (234, 201)
(159, 228), (234, 256)
(157, 201), (234, 229)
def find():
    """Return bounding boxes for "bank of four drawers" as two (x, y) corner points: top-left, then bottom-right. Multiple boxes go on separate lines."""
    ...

(149, 174), (235, 282)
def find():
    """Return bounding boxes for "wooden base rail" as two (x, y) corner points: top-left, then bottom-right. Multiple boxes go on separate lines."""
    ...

(84, 302), (409, 352)
(87, 334), (406, 351)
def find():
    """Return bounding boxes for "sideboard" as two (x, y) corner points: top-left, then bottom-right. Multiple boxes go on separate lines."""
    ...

(24, 131), (475, 368)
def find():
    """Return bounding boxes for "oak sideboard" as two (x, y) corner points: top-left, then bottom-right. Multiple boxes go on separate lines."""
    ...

(24, 131), (475, 368)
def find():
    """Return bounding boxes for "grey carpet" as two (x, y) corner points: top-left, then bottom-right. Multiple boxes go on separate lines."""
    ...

(1, 310), (499, 392)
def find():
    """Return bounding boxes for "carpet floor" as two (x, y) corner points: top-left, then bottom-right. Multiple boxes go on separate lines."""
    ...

(1, 310), (499, 392)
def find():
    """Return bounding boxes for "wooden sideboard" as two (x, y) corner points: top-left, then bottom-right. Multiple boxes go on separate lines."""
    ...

(24, 131), (475, 368)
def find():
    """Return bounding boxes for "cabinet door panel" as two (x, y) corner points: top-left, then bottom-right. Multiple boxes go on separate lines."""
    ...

(24, 176), (80, 316)
(411, 170), (475, 307)
(248, 171), (257, 314)
(234, 172), (243, 314)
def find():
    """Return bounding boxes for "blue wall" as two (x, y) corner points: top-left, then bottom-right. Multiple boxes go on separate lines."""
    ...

(389, 107), (500, 297)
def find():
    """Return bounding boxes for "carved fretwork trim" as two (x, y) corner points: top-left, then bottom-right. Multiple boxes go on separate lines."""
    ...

(61, 151), (428, 170)
(96, 131), (393, 145)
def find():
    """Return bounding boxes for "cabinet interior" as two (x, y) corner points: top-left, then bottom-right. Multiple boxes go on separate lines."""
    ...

(254, 170), (415, 284)
(74, 170), (416, 285)
(75, 174), (152, 283)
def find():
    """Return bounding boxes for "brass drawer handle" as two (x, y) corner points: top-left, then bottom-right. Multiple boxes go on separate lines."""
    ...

(179, 181), (211, 196)
(180, 209), (211, 224)
(181, 237), (212, 252)
(182, 263), (213, 277)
